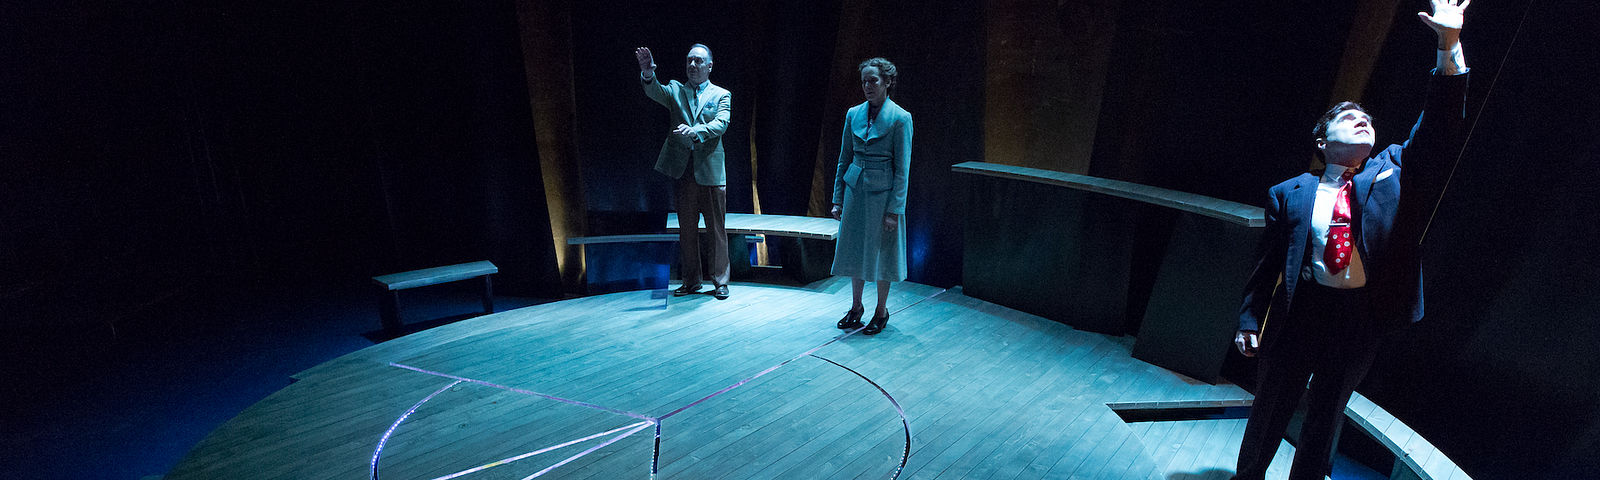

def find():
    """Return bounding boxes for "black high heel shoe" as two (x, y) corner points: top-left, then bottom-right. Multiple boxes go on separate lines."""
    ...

(862, 311), (889, 335)
(837, 308), (865, 329)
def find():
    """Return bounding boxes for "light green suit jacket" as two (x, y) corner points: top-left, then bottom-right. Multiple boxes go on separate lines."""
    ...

(642, 75), (731, 186)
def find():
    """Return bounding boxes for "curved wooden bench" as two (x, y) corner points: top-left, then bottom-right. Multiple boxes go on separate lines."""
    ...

(566, 234), (681, 245)
(667, 213), (841, 283)
(953, 161), (1264, 383)
(664, 212), (840, 240)
(562, 213), (839, 245)
(1106, 392), (1472, 480)
(1345, 392), (1471, 480)
(951, 162), (1264, 227)
(565, 214), (842, 291)
(564, 232), (766, 294)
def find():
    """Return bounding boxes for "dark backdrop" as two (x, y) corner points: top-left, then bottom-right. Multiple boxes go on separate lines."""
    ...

(2, 0), (562, 339)
(1359, 2), (1600, 479)
(3, 1), (1597, 479)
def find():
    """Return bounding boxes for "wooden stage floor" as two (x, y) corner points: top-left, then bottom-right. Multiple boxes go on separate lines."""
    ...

(166, 277), (1284, 480)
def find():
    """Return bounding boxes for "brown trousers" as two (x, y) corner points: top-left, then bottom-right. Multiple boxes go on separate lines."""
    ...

(674, 173), (729, 287)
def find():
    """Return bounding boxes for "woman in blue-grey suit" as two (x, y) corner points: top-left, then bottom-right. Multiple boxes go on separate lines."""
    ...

(830, 57), (912, 336)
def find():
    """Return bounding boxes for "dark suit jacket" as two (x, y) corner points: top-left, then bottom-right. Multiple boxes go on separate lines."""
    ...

(642, 75), (731, 186)
(1240, 73), (1470, 346)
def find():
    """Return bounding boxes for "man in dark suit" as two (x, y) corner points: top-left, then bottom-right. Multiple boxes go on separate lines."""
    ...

(1232, 1), (1471, 478)
(635, 44), (733, 300)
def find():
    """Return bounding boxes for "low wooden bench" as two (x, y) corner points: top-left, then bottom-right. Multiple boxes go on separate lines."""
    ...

(371, 260), (497, 331)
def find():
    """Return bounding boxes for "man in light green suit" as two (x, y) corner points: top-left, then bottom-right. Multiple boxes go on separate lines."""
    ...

(635, 44), (732, 299)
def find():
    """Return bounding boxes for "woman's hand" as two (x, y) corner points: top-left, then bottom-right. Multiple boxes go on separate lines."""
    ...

(882, 214), (897, 231)
(830, 204), (842, 221)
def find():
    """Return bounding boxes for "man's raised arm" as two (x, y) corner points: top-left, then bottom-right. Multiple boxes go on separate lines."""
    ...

(636, 47), (674, 108)
(1419, 0), (1469, 75)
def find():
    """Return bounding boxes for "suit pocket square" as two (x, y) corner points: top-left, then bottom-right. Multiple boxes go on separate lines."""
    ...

(1374, 169), (1394, 182)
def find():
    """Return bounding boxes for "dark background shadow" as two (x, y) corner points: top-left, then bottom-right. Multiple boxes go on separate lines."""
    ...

(2, 1), (1597, 479)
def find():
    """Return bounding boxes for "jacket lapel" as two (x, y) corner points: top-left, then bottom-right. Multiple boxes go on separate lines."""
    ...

(672, 85), (689, 125)
(1284, 174), (1317, 286)
(873, 99), (901, 141)
(1353, 163), (1375, 214)
(1353, 159), (1390, 263)
(852, 98), (902, 143)
(1286, 175), (1316, 235)
(850, 103), (869, 141)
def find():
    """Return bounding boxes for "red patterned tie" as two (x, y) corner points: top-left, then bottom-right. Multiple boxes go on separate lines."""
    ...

(1324, 170), (1355, 274)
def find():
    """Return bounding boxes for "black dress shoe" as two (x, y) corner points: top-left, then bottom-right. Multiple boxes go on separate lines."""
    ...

(837, 308), (865, 329)
(712, 285), (729, 300)
(862, 311), (889, 335)
(673, 284), (701, 296)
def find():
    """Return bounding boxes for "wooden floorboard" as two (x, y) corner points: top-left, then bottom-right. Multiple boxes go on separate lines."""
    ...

(167, 278), (1283, 480)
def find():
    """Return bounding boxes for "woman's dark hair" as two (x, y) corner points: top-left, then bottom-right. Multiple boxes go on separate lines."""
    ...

(859, 57), (898, 97)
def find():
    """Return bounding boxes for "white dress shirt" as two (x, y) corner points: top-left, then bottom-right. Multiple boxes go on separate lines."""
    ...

(1310, 163), (1367, 288)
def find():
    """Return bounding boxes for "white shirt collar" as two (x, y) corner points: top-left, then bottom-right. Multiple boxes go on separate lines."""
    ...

(1322, 163), (1355, 183)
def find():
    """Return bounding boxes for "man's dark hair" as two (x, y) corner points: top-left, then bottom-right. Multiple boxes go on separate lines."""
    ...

(1312, 101), (1370, 160)
(690, 43), (713, 63)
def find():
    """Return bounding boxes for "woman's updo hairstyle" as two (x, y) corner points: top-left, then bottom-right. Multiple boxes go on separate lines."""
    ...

(859, 57), (898, 97)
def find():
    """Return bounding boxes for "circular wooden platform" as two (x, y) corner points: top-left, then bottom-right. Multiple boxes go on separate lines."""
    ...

(164, 278), (1252, 480)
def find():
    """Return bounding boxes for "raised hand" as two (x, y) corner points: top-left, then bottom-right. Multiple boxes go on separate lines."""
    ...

(635, 47), (657, 74)
(1418, 0), (1468, 35)
(1419, 0), (1468, 73)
